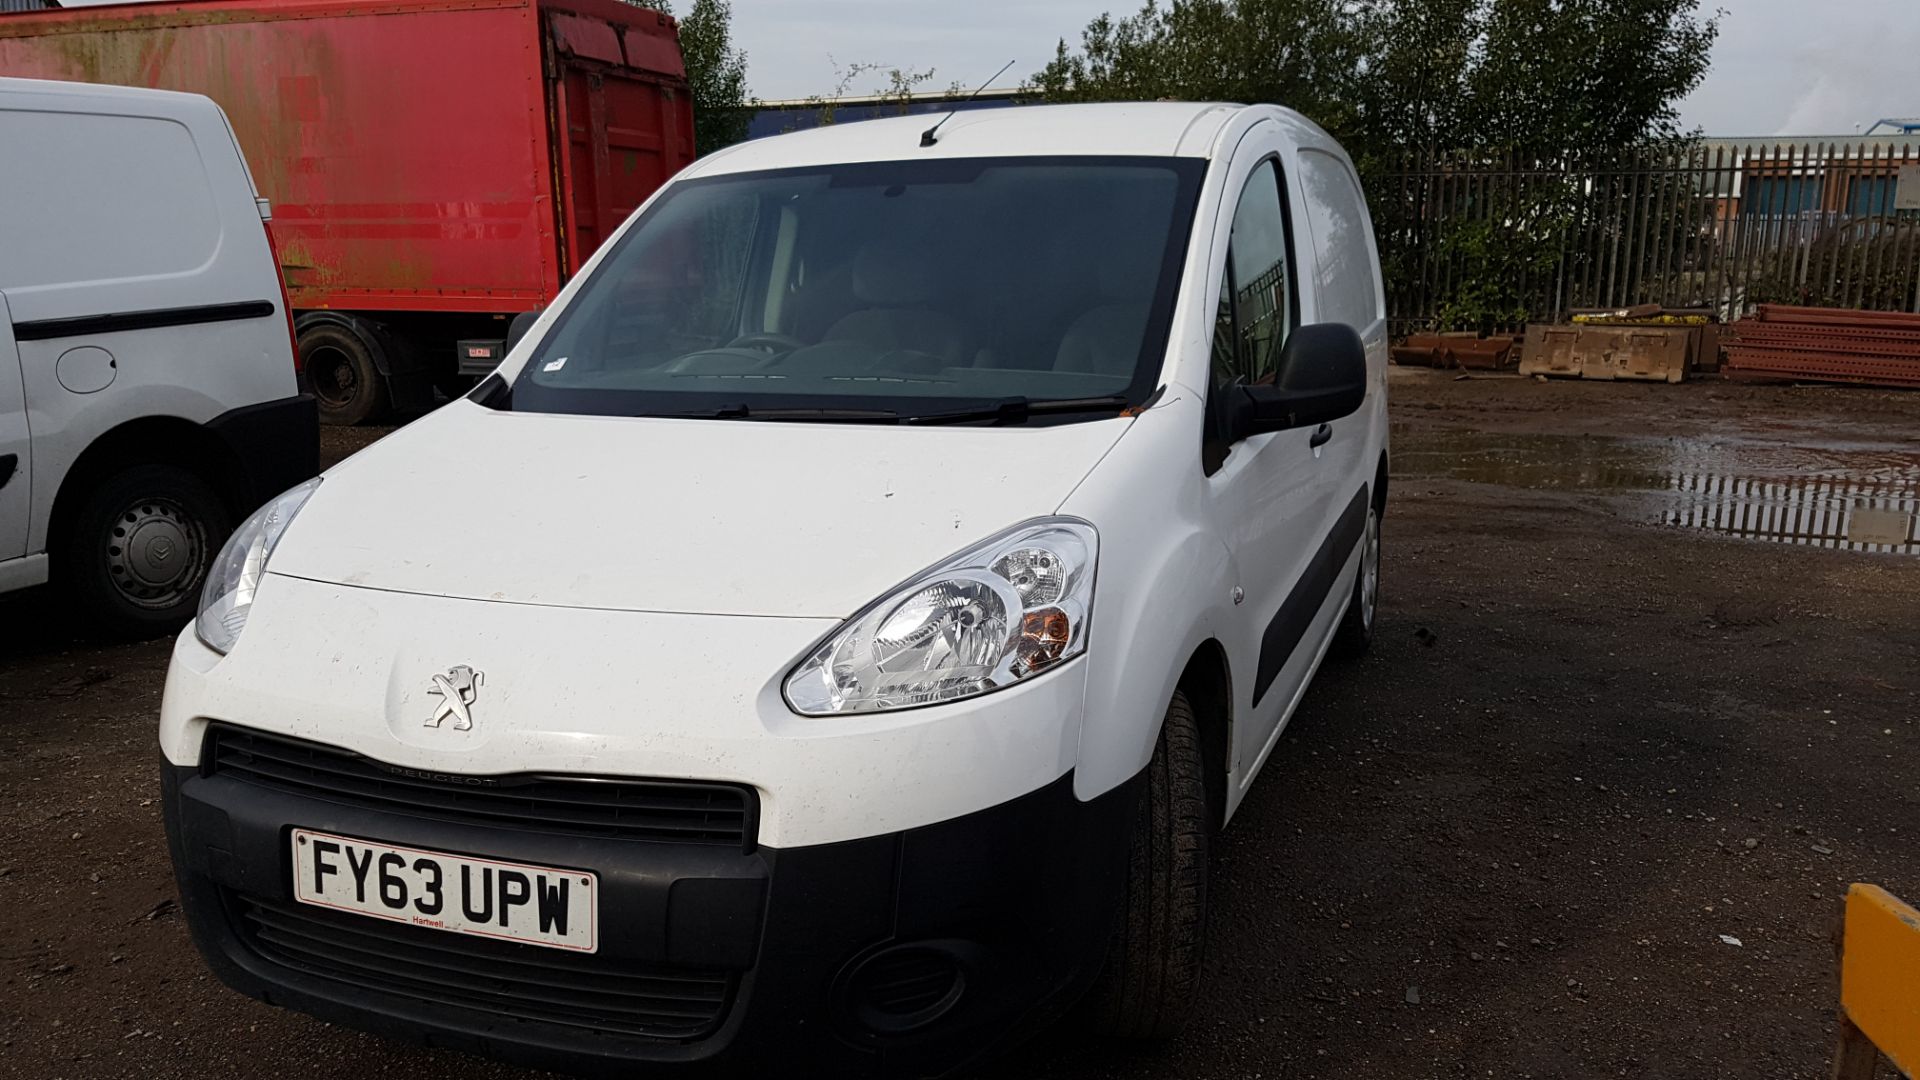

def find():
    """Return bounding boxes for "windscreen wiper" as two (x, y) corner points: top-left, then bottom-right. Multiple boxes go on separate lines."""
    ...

(662, 404), (904, 422)
(906, 394), (1137, 426)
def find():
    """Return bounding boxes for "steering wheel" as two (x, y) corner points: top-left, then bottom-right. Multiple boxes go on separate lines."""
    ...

(724, 331), (808, 353)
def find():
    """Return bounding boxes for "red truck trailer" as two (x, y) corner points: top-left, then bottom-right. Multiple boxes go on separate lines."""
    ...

(0, 0), (696, 423)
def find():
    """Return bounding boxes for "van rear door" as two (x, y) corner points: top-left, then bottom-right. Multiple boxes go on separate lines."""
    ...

(545, 9), (694, 275)
(0, 293), (27, 564)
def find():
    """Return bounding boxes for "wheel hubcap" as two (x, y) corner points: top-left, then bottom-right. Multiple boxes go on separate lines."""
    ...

(1360, 508), (1379, 629)
(106, 499), (207, 609)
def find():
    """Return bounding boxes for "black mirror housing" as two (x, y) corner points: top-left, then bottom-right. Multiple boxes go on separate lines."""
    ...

(1230, 323), (1368, 438)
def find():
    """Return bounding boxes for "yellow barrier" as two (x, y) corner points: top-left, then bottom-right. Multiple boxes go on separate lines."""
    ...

(1833, 883), (1920, 1079)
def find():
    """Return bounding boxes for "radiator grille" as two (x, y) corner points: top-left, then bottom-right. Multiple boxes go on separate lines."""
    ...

(205, 725), (754, 848)
(232, 894), (731, 1040)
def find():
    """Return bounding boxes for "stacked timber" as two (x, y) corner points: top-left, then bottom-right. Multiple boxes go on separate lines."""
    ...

(1724, 306), (1920, 389)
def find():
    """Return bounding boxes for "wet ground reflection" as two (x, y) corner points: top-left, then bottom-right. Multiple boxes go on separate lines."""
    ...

(1394, 429), (1920, 555)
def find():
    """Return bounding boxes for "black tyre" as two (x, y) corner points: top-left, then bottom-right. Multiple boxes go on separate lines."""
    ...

(1088, 690), (1210, 1041)
(1330, 496), (1381, 660)
(61, 464), (231, 638)
(301, 321), (389, 426)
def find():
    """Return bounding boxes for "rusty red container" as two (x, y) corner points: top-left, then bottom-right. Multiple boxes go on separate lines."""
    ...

(0, 0), (696, 410)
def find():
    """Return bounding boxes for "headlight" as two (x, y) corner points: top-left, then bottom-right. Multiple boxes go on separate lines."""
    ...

(195, 477), (320, 654)
(783, 518), (1097, 715)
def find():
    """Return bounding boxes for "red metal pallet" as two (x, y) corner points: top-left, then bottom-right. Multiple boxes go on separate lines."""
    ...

(1725, 306), (1920, 389)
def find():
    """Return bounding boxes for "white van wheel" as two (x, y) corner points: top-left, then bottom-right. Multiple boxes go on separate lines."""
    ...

(1088, 690), (1209, 1040)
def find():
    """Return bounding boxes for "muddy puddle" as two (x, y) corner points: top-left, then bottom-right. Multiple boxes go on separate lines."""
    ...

(1393, 429), (1920, 555)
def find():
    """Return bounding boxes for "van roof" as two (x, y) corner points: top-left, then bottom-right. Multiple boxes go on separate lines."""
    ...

(686, 102), (1248, 179)
(0, 75), (212, 110)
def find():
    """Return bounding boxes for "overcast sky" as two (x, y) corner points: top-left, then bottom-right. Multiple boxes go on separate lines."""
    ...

(729, 0), (1918, 137)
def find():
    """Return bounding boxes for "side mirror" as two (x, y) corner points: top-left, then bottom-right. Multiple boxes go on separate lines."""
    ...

(1231, 323), (1368, 438)
(505, 310), (541, 353)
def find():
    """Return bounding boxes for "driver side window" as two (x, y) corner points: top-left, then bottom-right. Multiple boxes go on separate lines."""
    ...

(1208, 159), (1295, 389)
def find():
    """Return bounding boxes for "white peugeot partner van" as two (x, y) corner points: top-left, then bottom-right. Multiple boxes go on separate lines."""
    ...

(0, 78), (314, 636)
(159, 102), (1387, 1076)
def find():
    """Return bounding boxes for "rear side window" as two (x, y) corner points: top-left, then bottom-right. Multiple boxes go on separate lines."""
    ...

(1296, 149), (1380, 329)
(0, 110), (220, 291)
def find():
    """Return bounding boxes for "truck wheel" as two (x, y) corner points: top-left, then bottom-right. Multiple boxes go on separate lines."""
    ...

(1088, 690), (1210, 1041)
(1330, 498), (1381, 660)
(301, 322), (389, 426)
(61, 464), (231, 638)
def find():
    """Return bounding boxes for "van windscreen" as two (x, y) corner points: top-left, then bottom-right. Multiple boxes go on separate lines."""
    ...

(503, 156), (1205, 423)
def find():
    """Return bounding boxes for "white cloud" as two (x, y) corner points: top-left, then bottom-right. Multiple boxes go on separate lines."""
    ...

(1777, 75), (1848, 135)
(1679, 0), (1918, 134)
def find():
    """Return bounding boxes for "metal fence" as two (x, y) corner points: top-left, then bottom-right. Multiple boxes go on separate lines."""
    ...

(1378, 140), (1920, 335)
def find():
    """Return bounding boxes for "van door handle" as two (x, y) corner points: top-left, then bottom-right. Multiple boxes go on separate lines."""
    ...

(0, 453), (15, 491)
(1308, 424), (1332, 449)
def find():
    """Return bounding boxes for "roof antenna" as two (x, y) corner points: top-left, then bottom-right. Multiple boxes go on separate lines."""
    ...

(921, 59), (1016, 148)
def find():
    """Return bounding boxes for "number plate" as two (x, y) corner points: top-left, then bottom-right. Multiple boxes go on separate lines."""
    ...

(290, 829), (597, 953)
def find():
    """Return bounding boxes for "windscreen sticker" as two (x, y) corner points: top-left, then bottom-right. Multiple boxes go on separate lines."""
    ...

(542, 356), (568, 372)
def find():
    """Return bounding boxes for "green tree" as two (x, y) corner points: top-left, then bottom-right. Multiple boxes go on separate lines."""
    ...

(635, 0), (752, 157)
(1035, 0), (1720, 332)
(1456, 0), (1717, 153)
(1032, 0), (1362, 137)
(1034, 0), (1718, 162)
(1343, 0), (1480, 166)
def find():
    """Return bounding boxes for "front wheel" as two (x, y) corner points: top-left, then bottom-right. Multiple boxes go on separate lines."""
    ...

(1087, 690), (1210, 1041)
(60, 464), (231, 638)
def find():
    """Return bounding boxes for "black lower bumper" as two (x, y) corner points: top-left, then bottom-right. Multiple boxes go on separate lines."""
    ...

(162, 754), (1135, 1078)
(202, 394), (319, 510)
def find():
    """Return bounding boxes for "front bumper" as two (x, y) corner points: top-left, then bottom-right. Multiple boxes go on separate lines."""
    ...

(162, 745), (1136, 1077)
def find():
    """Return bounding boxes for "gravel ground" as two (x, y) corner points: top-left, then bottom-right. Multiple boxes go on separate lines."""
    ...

(2, 370), (1916, 1079)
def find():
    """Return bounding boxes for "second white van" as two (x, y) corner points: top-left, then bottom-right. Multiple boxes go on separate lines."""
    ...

(0, 77), (316, 635)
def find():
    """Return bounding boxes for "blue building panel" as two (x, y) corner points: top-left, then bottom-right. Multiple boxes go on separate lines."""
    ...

(1846, 175), (1897, 216)
(1742, 174), (1821, 217)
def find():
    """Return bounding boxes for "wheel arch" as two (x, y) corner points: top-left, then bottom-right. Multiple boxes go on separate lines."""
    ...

(48, 416), (247, 561)
(1069, 532), (1237, 808)
(1176, 639), (1234, 832)
(295, 311), (393, 377)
